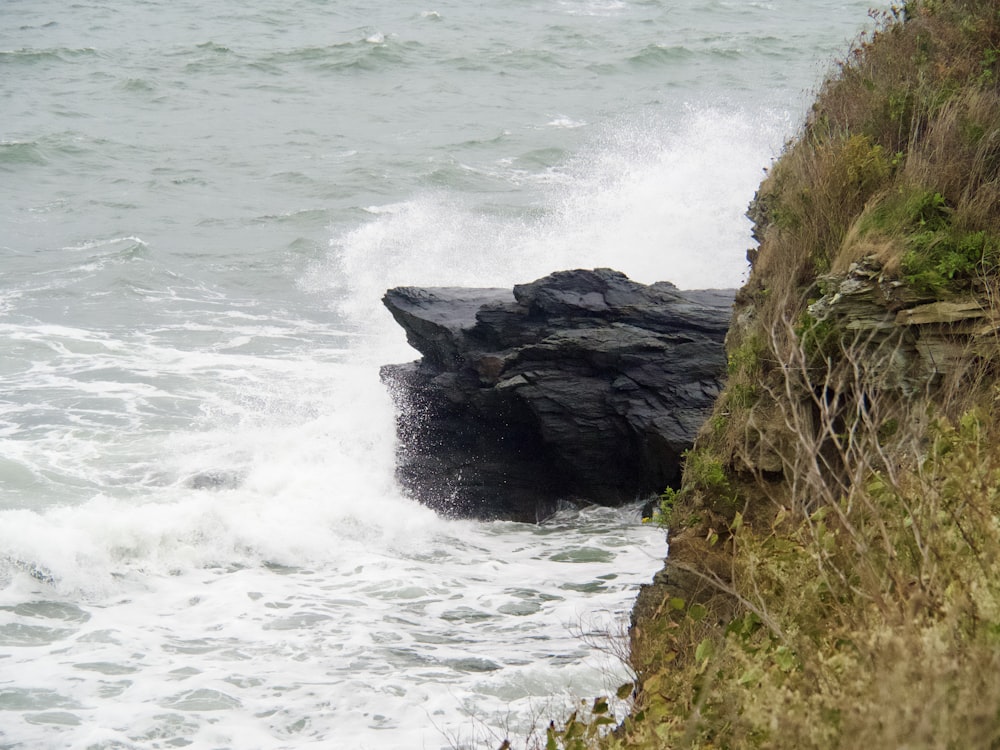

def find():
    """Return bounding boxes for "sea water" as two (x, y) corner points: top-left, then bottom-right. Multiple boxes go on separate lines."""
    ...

(1, 1), (882, 747)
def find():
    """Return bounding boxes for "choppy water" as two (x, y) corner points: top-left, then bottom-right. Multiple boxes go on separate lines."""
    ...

(2, 1), (881, 747)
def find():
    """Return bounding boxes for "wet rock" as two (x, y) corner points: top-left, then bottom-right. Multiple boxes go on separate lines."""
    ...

(187, 471), (242, 491)
(381, 268), (734, 521)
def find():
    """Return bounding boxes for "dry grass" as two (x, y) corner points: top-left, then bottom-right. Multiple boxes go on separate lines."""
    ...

(746, 0), (1000, 304)
(598, 2), (1000, 748)
(528, 3), (1000, 749)
(607, 295), (1000, 748)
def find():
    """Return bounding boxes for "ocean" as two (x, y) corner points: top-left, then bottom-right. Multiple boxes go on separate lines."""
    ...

(1, 1), (882, 747)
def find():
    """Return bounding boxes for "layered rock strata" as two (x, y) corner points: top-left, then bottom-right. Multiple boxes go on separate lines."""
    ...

(729, 257), (1000, 477)
(380, 268), (734, 521)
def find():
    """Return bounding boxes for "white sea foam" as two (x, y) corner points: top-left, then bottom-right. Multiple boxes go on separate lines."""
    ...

(325, 104), (791, 339)
(61, 235), (148, 253)
(0, 497), (664, 747)
(558, 0), (628, 17)
(545, 116), (587, 129)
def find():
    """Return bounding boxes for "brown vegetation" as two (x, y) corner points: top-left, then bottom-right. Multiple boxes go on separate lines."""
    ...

(540, 2), (1000, 748)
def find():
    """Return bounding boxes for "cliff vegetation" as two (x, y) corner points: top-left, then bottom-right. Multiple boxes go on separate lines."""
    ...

(547, 1), (1000, 747)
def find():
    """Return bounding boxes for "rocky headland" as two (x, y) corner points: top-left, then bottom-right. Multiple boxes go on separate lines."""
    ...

(380, 268), (734, 521)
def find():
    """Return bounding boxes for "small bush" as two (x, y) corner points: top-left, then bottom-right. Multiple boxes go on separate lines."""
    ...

(852, 185), (1000, 292)
(903, 227), (1000, 292)
(859, 186), (951, 235)
(794, 308), (838, 359)
(682, 448), (731, 498)
(727, 337), (762, 378)
(651, 487), (679, 529)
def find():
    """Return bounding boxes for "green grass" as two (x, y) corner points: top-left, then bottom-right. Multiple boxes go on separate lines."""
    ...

(902, 226), (1000, 292)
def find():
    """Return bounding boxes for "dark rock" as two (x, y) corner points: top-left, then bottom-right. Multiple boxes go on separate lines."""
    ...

(187, 470), (243, 491)
(381, 268), (734, 522)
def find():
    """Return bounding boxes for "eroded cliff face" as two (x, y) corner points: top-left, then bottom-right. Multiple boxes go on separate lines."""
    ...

(627, 257), (1000, 748)
(726, 256), (999, 478)
(630, 222), (1000, 660)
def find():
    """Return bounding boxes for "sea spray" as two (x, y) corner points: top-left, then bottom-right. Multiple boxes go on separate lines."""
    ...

(325, 104), (791, 342)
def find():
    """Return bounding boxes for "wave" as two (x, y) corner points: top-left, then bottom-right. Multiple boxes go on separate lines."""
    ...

(544, 116), (587, 129)
(627, 39), (778, 69)
(194, 41), (234, 54)
(258, 35), (423, 74)
(62, 235), (149, 255)
(0, 47), (99, 65)
(0, 338), (435, 595)
(627, 43), (696, 67)
(119, 77), (156, 93)
(1, 132), (148, 175)
(492, 47), (570, 71)
(0, 140), (46, 166)
(557, 0), (628, 16)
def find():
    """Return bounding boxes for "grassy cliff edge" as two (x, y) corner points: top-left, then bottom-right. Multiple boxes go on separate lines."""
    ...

(608, 2), (1000, 747)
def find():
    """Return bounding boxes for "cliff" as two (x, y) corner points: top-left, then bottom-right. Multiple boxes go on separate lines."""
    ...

(603, 2), (1000, 748)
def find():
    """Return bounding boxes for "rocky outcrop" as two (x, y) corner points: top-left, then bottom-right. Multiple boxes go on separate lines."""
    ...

(723, 256), (1000, 479)
(808, 258), (997, 390)
(380, 268), (734, 521)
